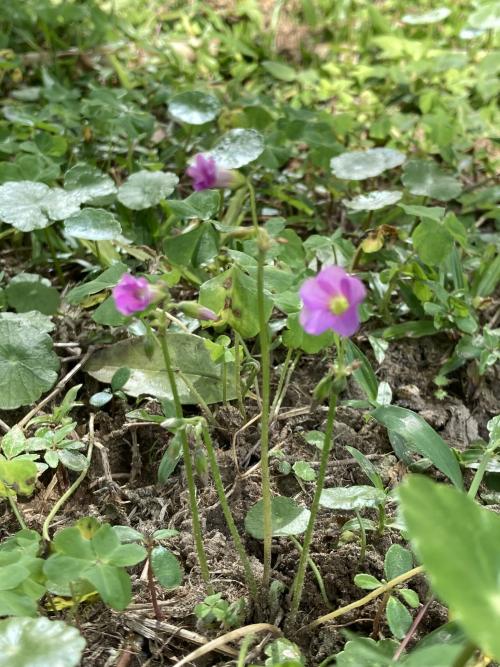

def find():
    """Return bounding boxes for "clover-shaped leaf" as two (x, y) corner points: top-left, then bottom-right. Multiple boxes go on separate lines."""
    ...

(0, 314), (60, 410)
(402, 160), (462, 201)
(44, 521), (147, 610)
(0, 182), (80, 232)
(330, 148), (406, 180)
(245, 496), (311, 538)
(206, 129), (265, 168)
(320, 486), (386, 510)
(344, 190), (402, 211)
(0, 617), (85, 667)
(64, 164), (117, 205)
(168, 91), (221, 125)
(64, 208), (122, 241)
(117, 171), (178, 210)
(402, 8), (451, 24)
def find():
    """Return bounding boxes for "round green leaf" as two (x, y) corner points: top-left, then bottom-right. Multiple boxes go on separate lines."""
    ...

(384, 544), (413, 580)
(386, 596), (412, 639)
(319, 486), (386, 510)
(151, 546), (183, 589)
(6, 273), (60, 315)
(344, 190), (402, 211)
(168, 91), (221, 125)
(0, 616), (85, 667)
(292, 461), (316, 481)
(207, 129), (265, 168)
(58, 450), (89, 472)
(64, 164), (117, 205)
(85, 332), (237, 405)
(330, 148), (406, 180)
(117, 171), (178, 210)
(402, 8), (451, 24)
(0, 181), (80, 232)
(0, 316), (60, 410)
(402, 160), (462, 201)
(64, 208), (122, 240)
(469, 2), (500, 30)
(412, 219), (454, 265)
(245, 496), (311, 539)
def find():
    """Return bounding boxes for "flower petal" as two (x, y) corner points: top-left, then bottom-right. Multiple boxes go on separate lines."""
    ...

(316, 266), (347, 294)
(330, 305), (361, 337)
(341, 274), (366, 306)
(299, 277), (332, 309)
(299, 306), (337, 335)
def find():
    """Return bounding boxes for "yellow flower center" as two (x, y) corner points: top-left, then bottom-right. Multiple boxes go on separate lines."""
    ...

(329, 295), (349, 315)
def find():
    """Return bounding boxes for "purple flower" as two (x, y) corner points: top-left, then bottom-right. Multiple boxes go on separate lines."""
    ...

(112, 274), (154, 316)
(299, 266), (366, 337)
(186, 154), (239, 191)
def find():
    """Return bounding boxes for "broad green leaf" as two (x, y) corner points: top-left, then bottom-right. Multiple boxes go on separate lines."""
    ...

(320, 486), (386, 510)
(0, 591), (38, 616)
(384, 544), (413, 580)
(64, 208), (122, 241)
(58, 450), (89, 472)
(168, 190), (220, 220)
(402, 160), (462, 201)
(199, 266), (272, 338)
(0, 310), (54, 333)
(117, 171), (178, 210)
(400, 588), (420, 608)
(5, 273), (60, 316)
(344, 190), (402, 211)
(0, 617), (85, 667)
(264, 638), (304, 666)
(85, 332), (237, 404)
(402, 8), (450, 24)
(168, 91), (220, 125)
(64, 164), (116, 205)
(412, 219), (454, 265)
(206, 129), (264, 168)
(303, 431), (325, 451)
(245, 496), (311, 538)
(401, 645), (463, 667)
(345, 340), (378, 401)
(0, 181), (80, 231)
(400, 476), (500, 661)
(373, 320), (438, 339)
(354, 573), (382, 590)
(112, 526), (144, 543)
(84, 563), (132, 610)
(330, 148), (406, 180)
(292, 461), (316, 481)
(469, 2), (500, 30)
(386, 595), (412, 639)
(65, 263), (127, 305)
(372, 406), (463, 489)
(0, 317), (59, 410)
(151, 546), (183, 589)
(261, 61), (297, 81)
(158, 432), (183, 483)
(0, 563), (30, 591)
(398, 204), (445, 221)
(1, 427), (27, 459)
(345, 446), (384, 491)
(335, 637), (397, 666)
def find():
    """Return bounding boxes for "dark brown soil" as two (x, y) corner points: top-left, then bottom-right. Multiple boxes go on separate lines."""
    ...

(2, 327), (498, 666)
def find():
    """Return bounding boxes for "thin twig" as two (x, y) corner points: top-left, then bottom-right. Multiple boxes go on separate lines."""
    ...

(17, 348), (94, 429)
(0, 418), (10, 434)
(172, 623), (281, 667)
(393, 597), (433, 661)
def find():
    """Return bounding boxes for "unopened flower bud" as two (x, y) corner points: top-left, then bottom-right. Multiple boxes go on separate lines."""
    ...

(177, 301), (218, 321)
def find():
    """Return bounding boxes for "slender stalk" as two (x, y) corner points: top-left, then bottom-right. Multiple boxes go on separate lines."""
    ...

(269, 347), (293, 419)
(147, 544), (163, 621)
(305, 565), (424, 630)
(43, 421), (94, 541)
(468, 446), (497, 499)
(290, 387), (338, 616)
(176, 369), (215, 425)
(290, 536), (332, 609)
(236, 635), (253, 667)
(8, 496), (27, 530)
(222, 357), (227, 404)
(248, 179), (273, 589)
(157, 319), (212, 590)
(234, 332), (246, 417)
(355, 509), (366, 563)
(201, 423), (258, 598)
(452, 642), (477, 667)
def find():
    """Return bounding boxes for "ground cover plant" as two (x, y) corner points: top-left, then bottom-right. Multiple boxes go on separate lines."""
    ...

(0, 0), (499, 665)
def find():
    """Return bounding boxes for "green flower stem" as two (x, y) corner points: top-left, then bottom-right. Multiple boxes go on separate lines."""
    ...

(270, 349), (301, 421)
(290, 536), (332, 610)
(42, 420), (94, 541)
(157, 317), (212, 591)
(247, 178), (273, 589)
(290, 385), (338, 616)
(270, 347), (293, 418)
(234, 332), (246, 417)
(175, 369), (215, 425)
(468, 446), (497, 499)
(355, 509), (367, 563)
(452, 642), (477, 667)
(8, 496), (27, 531)
(201, 423), (258, 598)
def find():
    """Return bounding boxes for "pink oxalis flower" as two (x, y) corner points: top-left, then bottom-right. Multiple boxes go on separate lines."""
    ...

(113, 274), (154, 316)
(186, 154), (239, 191)
(299, 266), (366, 337)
